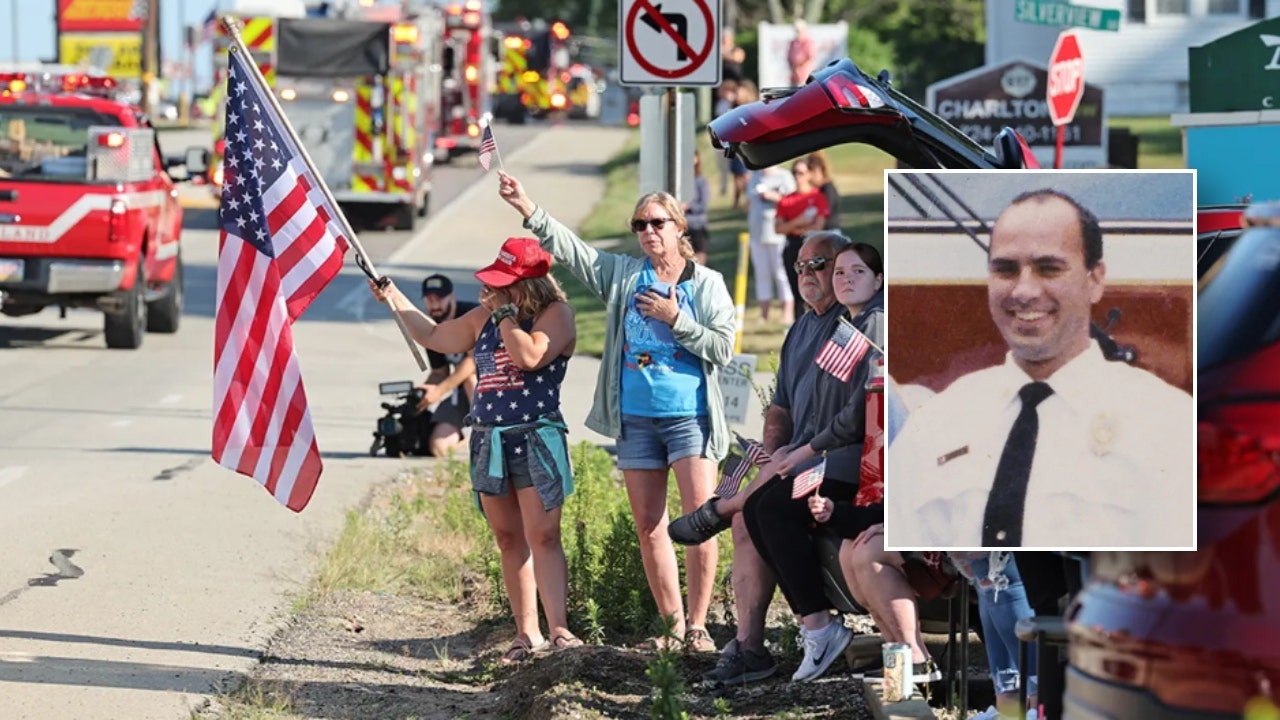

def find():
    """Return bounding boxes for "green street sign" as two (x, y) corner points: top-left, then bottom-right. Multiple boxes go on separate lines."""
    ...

(1014, 0), (1121, 32)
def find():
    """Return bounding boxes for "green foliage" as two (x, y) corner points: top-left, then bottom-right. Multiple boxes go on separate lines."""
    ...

(712, 697), (733, 716)
(645, 616), (689, 720)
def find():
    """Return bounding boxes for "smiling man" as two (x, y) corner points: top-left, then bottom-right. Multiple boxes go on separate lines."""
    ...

(885, 189), (1193, 549)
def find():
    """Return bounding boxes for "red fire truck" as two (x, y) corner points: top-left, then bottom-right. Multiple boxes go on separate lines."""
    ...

(0, 67), (186, 349)
(435, 0), (494, 163)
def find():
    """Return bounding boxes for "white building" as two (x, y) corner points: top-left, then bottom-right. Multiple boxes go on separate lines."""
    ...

(986, 0), (1279, 116)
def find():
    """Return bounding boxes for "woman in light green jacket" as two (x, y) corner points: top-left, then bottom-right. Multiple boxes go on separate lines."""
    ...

(498, 169), (737, 652)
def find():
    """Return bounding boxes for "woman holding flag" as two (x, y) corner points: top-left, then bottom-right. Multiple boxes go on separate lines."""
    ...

(496, 169), (737, 653)
(367, 237), (583, 663)
(739, 240), (888, 683)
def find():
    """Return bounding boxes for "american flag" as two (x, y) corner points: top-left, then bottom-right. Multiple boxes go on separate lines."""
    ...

(713, 454), (752, 499)
(814, 318), (870, 382)
(212, 49), (350, 512)
(475, 347), (524, 393)
(477, 125), (498, 171)
(791, 459), (826, 500)
(735, 433), (772, 467)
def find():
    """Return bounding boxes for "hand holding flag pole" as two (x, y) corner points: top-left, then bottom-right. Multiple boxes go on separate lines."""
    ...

(222, 17), (425, 372)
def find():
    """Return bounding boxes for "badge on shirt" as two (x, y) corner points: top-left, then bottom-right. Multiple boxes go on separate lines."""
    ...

(937, 445), (969, 466)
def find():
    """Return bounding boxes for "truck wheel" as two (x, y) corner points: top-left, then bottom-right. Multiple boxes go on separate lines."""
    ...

(146, 255), (183, 333)
(104, 259), (146, 349)
(393, 202), (417, 231)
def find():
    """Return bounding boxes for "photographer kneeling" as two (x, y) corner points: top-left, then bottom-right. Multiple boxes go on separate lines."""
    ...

(417, 274), (479, 457)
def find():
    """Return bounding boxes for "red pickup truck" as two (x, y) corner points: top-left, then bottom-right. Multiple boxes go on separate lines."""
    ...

(0, 71), (186, 349)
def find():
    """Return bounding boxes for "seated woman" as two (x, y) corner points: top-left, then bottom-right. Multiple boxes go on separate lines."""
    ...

(367, 238), (582, 663)
(737, 242), (885, 682)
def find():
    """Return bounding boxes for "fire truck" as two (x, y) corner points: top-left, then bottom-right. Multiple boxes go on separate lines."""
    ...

(434, 1), (494, 163)
(0, 67), (186, 349)
(207, 9), (442, 229)
(493, 19), (573, 124)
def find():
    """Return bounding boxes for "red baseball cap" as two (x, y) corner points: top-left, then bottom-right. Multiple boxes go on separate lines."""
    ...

(474, 237), (552, 288)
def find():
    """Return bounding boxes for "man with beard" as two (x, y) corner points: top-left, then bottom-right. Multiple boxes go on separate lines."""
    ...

(417, 274), (478, 457)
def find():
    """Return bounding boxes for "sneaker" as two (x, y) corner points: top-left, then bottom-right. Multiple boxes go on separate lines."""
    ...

(702, 638), (778, 685)
(668, 498), (731, 546)
(791, 622), (853, 682)
(913, 658), (942, 683)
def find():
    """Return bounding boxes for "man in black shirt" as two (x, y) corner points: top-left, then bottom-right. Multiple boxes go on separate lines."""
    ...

(418, 274), (478, 457)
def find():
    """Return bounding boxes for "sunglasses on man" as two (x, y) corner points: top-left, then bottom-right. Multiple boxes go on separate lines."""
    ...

(794, 257), (831, 275)
(630, 217), (674, 233)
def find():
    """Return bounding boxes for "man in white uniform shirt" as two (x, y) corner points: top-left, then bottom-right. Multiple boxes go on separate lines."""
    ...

(886, 189), (1193, 549)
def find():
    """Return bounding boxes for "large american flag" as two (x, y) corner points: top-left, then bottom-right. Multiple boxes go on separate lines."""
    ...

(212, 49), (350, 512)
(814, 318), (870, 382)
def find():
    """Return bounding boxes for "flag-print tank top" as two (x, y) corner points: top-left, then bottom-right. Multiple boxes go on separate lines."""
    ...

(470, 315), (569, 426)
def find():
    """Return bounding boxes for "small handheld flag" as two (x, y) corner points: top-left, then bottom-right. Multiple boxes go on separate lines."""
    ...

(791, 460), (826, 499)
(815, 318), (871, 382)
(477, 125), (501, 171)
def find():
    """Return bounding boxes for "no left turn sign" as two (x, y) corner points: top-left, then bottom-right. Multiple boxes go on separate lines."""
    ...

(619, 0), (722, 86)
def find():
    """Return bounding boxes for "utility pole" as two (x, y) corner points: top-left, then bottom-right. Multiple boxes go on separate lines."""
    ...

(141, 0), (159, 117)
(10, 0), (18, 63)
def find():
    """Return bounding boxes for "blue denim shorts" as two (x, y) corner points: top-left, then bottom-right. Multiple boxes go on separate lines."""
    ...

(616, 413), (710, 470)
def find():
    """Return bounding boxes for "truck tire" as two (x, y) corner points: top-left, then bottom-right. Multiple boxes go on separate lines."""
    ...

(104, 259), (146, 349)
(393, 202), (417, 231)
(147, 255), (183, 333)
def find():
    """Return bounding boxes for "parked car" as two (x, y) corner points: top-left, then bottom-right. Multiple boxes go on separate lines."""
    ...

(1064, 202), (1280, 719)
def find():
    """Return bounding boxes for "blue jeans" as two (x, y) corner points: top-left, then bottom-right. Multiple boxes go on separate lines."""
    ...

(616, 414), (710, 470)
(951, 552), (1037, 696)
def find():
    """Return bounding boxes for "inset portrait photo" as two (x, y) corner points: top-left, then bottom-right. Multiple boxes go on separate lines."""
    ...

(882, 170), (1195, 551)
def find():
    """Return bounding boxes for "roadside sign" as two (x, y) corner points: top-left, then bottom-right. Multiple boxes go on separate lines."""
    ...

(1014, 0), (1120, 32)
(59, 32), (143, 78)
(619, 0), (721, 86)
(1047, 30), (1085, 126)
(718, 354), (757, 425)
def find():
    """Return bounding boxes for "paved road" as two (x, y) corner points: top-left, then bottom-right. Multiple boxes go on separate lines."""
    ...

(0, 120), (628, 720)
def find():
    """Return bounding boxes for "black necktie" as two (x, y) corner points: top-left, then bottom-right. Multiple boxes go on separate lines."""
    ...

(982, 381), (1054, 547)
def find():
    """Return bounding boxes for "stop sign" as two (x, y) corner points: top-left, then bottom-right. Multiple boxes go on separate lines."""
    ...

(1047, 30), (1085, 126)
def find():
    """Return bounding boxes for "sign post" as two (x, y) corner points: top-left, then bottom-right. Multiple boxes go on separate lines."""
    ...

(1046, 29), (1085, 169)
(619, 0), (721, 198)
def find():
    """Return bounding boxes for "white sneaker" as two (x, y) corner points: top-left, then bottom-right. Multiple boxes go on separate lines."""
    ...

(790, 621), (852, 682)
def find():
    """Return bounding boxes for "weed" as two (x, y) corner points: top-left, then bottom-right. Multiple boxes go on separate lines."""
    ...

(645, 616), (688, 720)
(583, 597), (606, 646)
(712, 697), (733, 716)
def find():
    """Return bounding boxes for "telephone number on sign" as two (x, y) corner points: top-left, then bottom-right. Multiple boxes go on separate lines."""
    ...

(954, 124), (1086, 146)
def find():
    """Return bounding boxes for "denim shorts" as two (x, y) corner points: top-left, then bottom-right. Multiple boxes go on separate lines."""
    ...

(616, 413), (710, 470)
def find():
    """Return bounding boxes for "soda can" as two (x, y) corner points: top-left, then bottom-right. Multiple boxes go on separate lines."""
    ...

(881, 642), (914, 702)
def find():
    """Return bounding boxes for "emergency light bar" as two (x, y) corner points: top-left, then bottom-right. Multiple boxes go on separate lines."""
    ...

(0, 71), (119, 97)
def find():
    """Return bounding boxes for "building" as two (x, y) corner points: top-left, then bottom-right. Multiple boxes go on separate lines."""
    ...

(986, 0), (1276, 116)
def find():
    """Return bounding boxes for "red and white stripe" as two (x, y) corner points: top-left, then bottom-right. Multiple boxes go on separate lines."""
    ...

(212, 166), (348, 512)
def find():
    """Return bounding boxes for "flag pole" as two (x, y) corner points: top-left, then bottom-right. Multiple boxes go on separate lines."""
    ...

(221, 16), (426, 372)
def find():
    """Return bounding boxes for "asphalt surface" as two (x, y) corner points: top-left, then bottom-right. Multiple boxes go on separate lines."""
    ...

(0, 120), (641, 719)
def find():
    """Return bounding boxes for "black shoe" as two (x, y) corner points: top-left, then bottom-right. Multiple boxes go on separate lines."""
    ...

(668, 498), (730, 546)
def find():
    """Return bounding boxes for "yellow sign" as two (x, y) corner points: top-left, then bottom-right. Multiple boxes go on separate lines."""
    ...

(58, 33), (142, 78)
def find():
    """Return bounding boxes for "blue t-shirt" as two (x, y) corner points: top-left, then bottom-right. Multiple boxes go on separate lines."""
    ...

(620, 264), (708, 417)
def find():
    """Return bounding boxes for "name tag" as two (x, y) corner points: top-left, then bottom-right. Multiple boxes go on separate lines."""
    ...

(937, 445), (969, 466)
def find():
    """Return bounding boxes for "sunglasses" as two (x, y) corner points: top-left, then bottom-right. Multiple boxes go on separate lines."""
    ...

(794, 257), (832, 275)
(630, 217), (674, 233)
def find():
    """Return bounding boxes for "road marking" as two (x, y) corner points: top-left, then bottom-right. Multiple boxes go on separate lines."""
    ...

(110, 419), (132, 428)
(0, 466), (26, 490)
(333, 130), (553, 323)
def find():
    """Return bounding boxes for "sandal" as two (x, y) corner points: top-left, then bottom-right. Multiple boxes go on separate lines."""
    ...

(497, 636), (547, 664)
(550, 632), (584, 650)
(642, 634), (683, 652)
(684, 626), (716, 653)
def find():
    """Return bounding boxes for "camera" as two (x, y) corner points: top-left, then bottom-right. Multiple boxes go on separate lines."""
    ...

(369, 380), (431, 457)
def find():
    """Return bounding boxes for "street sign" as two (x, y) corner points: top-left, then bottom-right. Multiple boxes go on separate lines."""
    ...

(619, 0), (722, 86)
(1013, 0), (1120, 32)
(1047, 30), (1085, 126)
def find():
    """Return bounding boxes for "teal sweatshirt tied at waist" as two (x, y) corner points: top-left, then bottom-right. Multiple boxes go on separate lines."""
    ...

(470, 414), (574, 511)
